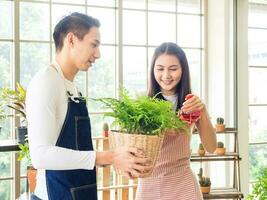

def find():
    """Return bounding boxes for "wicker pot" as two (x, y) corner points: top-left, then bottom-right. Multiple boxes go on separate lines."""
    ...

(215, 147), (226, 155)
(198, 149), (205, 156)
(201, 186), (211, 194)
(27, 166), (37, 193)
(109, 130), (164, 177)
(215, 124), (225, 132)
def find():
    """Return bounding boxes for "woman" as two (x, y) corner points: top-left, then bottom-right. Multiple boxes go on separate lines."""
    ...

(136, 42), (216, 200)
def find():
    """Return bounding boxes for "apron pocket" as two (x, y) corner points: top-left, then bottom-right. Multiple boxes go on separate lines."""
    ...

(70, 184), (97, 200)
(75, 116), (93, 150)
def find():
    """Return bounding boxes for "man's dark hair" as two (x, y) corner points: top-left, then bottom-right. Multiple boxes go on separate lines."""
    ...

(53, 12), (100, 51)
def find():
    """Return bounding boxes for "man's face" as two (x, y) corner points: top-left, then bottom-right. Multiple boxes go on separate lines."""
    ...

(71, 27), (101, 71)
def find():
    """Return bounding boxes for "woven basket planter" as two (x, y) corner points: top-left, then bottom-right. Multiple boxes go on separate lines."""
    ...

(109, 130), (164, 177)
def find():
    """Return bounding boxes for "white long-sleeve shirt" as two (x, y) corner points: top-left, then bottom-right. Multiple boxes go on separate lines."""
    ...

(26, 62), (96, 199)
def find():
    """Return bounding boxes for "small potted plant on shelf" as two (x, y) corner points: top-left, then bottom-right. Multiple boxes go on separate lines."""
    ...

(216, 117), (225, 132)
(95, 89), (187, 177)
(247, 167), (267, 200)
(198, 167), (211, 194)
(18, 142), (37, 193)
(198, 143), (205, 156)
(102, 123), (109, 137)
(215, 141), (226, 155)
(0, 83), (27, 143)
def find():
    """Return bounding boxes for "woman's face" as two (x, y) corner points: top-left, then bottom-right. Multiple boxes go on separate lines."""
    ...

(154, 54), (182, 96)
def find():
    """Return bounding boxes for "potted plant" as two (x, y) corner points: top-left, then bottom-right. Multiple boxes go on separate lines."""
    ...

(95, 89), (187, 177)
(215, 141), (226, 155)
(216, 117), (225, 132)
(198, 143), (205, 156)
(18, 142), (37, 193)
(0, 83), (27, 143)
(102, 123), (109, 137)
(247, 167), (267, 200)
(198, 167), (211, 194)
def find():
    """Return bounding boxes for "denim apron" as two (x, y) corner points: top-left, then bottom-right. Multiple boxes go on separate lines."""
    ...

(27, 86), (97, 200)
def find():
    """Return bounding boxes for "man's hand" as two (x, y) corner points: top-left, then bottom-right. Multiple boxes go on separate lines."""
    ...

(112, 147), (152, 179)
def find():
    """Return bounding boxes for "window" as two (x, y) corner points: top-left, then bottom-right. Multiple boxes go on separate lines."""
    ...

(248, 0), (267, 188)
(0, 0), (204, 199)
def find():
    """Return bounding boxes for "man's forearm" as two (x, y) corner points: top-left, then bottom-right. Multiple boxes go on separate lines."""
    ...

(95, 151), (114, 166)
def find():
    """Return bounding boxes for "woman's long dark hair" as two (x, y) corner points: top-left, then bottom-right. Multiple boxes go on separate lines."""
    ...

(148, 42), (191, 111)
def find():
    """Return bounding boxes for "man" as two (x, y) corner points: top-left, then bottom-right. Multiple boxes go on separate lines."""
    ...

(26, 12), (151, 200)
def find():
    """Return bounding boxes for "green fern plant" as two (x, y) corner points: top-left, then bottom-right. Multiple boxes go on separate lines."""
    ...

(94, 89), (187, 136)
(247, 167), (267, 200)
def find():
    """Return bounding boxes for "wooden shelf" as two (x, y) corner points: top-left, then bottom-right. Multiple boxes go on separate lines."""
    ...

(0, 140), (20, 152)
(193, 127), (238, 135)
(191, 152), (241, 162)
(203, 188), (244, 199)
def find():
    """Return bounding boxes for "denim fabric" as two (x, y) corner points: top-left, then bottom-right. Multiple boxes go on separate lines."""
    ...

(46, 96), (97, 200)
(30, 194), (42, 200)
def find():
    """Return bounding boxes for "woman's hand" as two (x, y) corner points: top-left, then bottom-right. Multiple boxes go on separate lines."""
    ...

(181, 94), (204, 114)
(179, 94), (204, 124)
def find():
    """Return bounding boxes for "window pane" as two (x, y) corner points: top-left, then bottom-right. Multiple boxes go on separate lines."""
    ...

(0, 42), (12, 87)
(148, 0), (176, 12)
(20, 178), (27, 195)
(177, 0), (201, 14)
(0, 119), (11, 140)
(0, 1), (12, 39)
(123, 10), (146, 45)
(184, 49), (201, 96)
(0, 152), (11, 178)
(248, 29), (267, 66)
(123, 47), (147, 94)
(249, 3), (267, 28)
(87, 7), (116, 44)
(249, 106), (267, 143)
(87, 46), (116, 112)
(87, 0), (116, 7)
(0, 180), (11, 200)
(52, 0), (85, 4)
(148, 12), (176, 46)
(177, 15), (201, 48)
(249, 68), (267, 104)
(123, 0), (146, 9)
(52, 5), (85, 31)
(148, 47), (155, 66)
(20, 43), (50, 87)
(20, 3), (49, 41)
(249, 144), (267, 180)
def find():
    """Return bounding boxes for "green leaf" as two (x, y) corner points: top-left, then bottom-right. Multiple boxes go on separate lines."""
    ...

(93, 89), (187, 136)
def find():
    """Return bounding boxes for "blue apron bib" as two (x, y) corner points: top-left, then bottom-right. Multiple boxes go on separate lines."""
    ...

(45, 92), (97, 200)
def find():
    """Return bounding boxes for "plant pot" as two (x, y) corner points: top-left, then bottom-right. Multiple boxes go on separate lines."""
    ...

(109, 130), (164, 177)
(215, 147), (226, 155)
(102, 130), (109, 138)
(201, 186), (211, 194)
(215, 124), (225, 132)
(16, 126), (27, 144)
(27, 166), (37, 193)
(198, 149), (205, 156)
